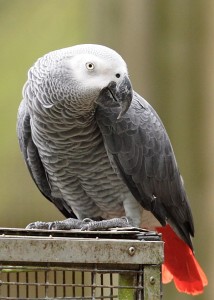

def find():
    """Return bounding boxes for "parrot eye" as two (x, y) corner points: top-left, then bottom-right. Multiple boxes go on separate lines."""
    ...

(86, 62), (95, 70)
(115, 73), (121, 78)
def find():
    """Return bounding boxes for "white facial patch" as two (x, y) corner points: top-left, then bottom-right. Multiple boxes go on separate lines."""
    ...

(68, 53), (128, 91)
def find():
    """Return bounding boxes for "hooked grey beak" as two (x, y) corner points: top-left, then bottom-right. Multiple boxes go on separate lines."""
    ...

(107, 75), (133, 119)
(97, 75), (133, 119)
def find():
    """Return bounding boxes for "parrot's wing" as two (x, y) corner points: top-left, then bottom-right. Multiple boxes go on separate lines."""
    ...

(17, 99), (76, 219)
(96, 91), (194, 249)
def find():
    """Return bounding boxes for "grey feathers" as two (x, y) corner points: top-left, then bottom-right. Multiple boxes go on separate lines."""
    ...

(17, 44), (194, 249)
(96, 92), (194, 247)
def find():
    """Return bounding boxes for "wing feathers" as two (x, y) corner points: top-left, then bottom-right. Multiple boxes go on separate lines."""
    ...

(17, 98), (76, 219)
(96, 91), (194, 249)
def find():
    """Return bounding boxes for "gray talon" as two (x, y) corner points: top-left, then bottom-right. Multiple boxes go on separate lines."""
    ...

(26, 217), (133, 231)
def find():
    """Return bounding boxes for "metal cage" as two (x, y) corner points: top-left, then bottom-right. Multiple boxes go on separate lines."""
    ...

(0, 227), (163, 300)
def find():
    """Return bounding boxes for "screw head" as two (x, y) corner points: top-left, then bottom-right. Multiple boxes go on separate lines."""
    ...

(149, 276), (156, 285)
(128, 246), (135, 256)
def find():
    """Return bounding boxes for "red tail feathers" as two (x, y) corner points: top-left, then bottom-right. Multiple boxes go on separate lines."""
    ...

(156, 225), (208, 295)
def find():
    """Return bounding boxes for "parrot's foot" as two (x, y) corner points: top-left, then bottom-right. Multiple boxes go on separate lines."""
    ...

(80, 217), (133, 231)
(26, 217), (133, 231)
(26, 218), (83, 230)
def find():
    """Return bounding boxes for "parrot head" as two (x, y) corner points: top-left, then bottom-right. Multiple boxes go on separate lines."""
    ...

(35, 44), (133, 118)
(66, 44), (133, 118)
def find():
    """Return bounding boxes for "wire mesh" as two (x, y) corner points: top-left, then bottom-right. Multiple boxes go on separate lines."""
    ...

(0, 265), (143, 299)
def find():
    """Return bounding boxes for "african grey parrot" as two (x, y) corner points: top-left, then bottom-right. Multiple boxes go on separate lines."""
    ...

(17, 44), (207, 294)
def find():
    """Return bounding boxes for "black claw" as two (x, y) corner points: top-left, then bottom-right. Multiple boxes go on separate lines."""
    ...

(48, 222), (57, 230)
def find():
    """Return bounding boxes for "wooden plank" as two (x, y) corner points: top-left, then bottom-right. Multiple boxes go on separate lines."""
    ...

(0, 237), (163, 265)
(143, 265), (162, 300)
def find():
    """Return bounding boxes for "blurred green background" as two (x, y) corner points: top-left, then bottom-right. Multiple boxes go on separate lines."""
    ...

(0, 0), (212, 299)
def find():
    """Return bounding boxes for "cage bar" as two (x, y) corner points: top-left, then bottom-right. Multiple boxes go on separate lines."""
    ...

(0, 227), (163, 299)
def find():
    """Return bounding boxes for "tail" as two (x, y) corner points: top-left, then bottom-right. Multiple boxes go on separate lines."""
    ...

(156, 225), (208, 295)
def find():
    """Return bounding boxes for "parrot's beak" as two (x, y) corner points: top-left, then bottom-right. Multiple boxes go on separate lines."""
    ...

(108, 75), (133, 119)
(97, 75), (133, 119)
